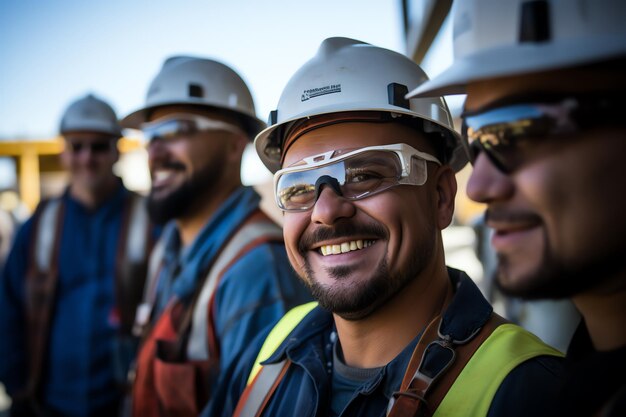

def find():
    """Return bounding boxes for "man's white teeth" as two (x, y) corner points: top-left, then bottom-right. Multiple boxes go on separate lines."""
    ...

(153, 170), (173, 182)
(319, 240), (373, 256)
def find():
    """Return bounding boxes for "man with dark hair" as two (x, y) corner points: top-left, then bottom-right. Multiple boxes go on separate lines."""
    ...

(203, 37), (564, 417)
(121, 56), (310, 417)
(409, 0), (626, 415)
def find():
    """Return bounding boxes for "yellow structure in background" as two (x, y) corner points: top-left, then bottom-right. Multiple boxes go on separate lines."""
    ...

(0, 137), (143, 213)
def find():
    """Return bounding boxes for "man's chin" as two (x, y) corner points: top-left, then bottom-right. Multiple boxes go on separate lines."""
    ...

(495, 252), (619, 300)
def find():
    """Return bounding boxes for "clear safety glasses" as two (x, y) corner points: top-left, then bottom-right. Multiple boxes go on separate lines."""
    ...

(274, 143), (441, 212)
(140, 113), (245, 143)
(461, 94), (625, 174)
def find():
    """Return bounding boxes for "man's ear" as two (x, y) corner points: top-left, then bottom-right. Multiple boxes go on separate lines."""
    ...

(112, 139), (121, 162)
(434, 165), (457, 229)
(60, 140), (73, 170)
(227, 133), (248, 162)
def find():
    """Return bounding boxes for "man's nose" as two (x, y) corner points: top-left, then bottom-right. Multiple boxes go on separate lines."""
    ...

(466, 153), (515, 204)
(310, 183), (356, 226)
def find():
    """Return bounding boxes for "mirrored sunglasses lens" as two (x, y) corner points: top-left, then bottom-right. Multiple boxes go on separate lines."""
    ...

(463, 105), (550, 173)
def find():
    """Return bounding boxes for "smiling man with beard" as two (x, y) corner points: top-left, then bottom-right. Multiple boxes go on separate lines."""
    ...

(120, 56), (311, 417)
(408, 1), (626, 415)
(201, 38), (564, 417)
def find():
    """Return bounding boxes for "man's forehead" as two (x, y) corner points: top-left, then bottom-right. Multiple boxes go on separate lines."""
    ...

(465, 66), (625, 111)
(282, 120), (428, 165)
(149, 105), (235, 124)
(63, 131), (115, 142)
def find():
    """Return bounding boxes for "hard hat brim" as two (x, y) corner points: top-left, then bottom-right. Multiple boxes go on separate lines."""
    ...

(255, 105), (467, 174)
(408, 35), (626, 98)
(121, 101), (266, 140)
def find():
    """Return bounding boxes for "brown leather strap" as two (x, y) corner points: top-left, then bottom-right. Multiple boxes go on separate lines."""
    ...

(387, 315), (442, 417)
(388, 313), (509, 417)
(160, 210), (283, 364)
(115, 192), (152, 335)
(232, 359), (291, 417)
(21, 199), (65, 401)
(426, 313), (508, 413)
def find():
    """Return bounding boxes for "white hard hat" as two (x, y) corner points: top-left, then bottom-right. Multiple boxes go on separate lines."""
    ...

(409, 0), (626, 98)
(121, 56), (265, 138)
(60, 94), (122, 137)
(255, 37), (467, 173)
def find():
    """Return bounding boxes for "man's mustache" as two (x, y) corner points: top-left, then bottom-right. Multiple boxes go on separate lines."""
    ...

(485, 208), (542, 225)
(151, 161), (186, 172)
(298, 221), (388, 254)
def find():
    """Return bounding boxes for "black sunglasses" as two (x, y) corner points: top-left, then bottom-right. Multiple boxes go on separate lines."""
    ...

(461, 93), (626, 173)
(67, 140), (114, 154)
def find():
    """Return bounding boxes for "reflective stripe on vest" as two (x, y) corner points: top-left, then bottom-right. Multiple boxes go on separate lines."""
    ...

(239, 306), (563, 417)
(247, 301), (318, 385)
(36, 193), (149, 274)
(34, 198), (62, 272)
(234, 302), (317, 417)
(434, 324), (563, 417)
(125, 193), (150, 265)
(132, 227), (167, 337)
(186, 220), (284, 360)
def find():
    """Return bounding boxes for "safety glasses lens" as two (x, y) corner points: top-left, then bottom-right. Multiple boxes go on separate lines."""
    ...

(276, 151), (403, 211)
(141, 119), (196, 143)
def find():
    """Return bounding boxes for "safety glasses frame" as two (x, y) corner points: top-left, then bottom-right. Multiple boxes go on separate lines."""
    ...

(140, 113), (246, 144)
(274, 143), (441, 212)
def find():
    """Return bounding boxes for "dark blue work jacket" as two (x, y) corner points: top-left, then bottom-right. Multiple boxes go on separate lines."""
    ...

(0, 183), (156, 416)
(203, 268), (564, 417)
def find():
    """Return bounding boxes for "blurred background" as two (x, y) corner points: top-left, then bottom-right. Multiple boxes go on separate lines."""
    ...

(0, 0), (579, 411)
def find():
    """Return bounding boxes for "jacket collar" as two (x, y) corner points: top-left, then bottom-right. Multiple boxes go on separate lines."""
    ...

(158, 186), (261, 301)
(264, 268), (493, 400)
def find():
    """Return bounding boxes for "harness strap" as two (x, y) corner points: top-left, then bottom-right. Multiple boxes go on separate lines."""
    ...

(21, 191), (152, 401)
(133, 228), (166, 337)
(235, 305), (561, 417)
(187, 219), (283, 360)
(33, 199), (62, 272)
(21, 198), (65, 401)
(233, 302), (318, 417)
(433, 324), (563, 417)
(115, 192), (153, 335)
(234, 360), (291, 417)
(387, 313), (508, 417)
(133, 211), (285, 362)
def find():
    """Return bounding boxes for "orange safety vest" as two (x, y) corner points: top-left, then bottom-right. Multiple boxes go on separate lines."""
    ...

(131, 211), (283, 417)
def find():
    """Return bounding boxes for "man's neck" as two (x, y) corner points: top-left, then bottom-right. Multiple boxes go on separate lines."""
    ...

(69, 177), (119, 210)
(175, 184), (240, 247)
(333, 260), (452, 369)
(573, 274), (626, 352)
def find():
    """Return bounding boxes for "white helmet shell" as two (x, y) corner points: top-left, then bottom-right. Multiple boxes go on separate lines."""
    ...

(409, 0), (626, 98)
(60, 94), (121, 137)
(122, 56), (265, 138)
(255, 37), (466, 173)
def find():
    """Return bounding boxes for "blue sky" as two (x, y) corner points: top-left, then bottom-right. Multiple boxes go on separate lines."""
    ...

(0, 0), (404, 139)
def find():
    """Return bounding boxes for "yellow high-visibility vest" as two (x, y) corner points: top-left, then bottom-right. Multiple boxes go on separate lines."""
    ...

(243, 302), (563, 417)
